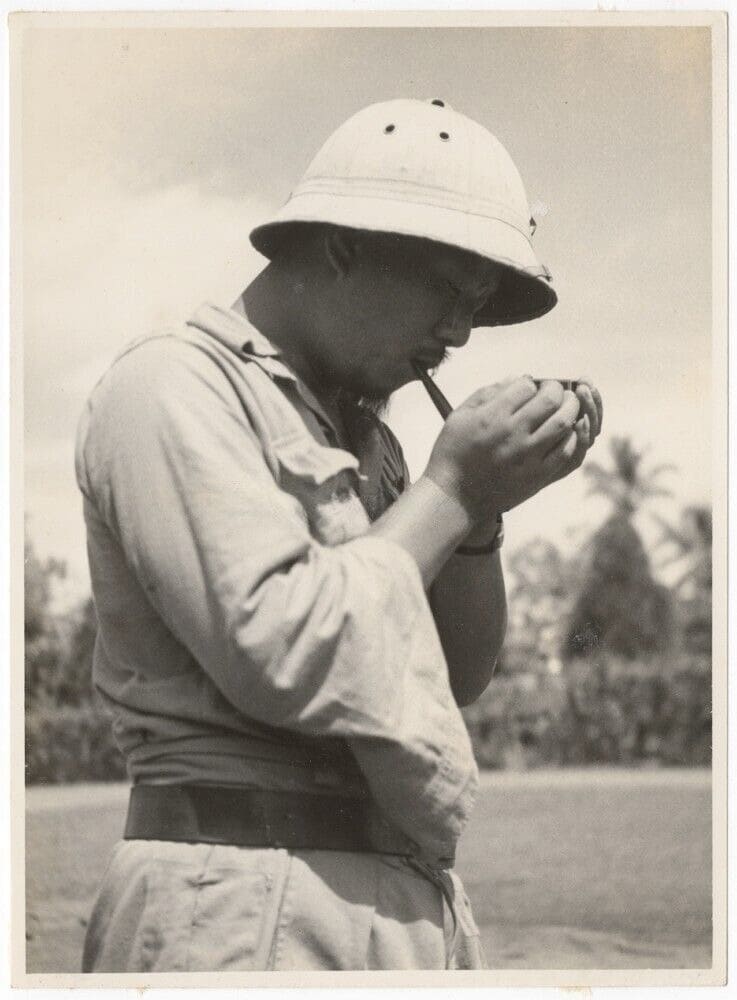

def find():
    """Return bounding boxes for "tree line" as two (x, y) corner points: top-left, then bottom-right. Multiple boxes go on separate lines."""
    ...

(464, 437), (711, 769)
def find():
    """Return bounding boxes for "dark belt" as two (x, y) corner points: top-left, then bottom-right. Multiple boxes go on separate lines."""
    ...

(124, 783), (419, 857)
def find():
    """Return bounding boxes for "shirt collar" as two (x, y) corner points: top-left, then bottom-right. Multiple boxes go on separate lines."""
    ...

(187, 302), (341, 442)
(188, 302), (287, 363)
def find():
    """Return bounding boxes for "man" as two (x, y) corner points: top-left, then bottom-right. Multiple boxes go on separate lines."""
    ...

(78, 98), (602, 972)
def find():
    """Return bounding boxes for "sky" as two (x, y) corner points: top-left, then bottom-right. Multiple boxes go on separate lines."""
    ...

(19, 22), (714, 602)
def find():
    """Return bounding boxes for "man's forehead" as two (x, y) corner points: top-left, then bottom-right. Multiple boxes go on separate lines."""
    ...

(369, 231), (500, 286)
(410, 240), (501, 291)
(429, 244), (499, 284)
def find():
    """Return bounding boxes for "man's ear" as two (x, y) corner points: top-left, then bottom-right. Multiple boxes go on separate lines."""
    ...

(324, 227), (359, 278)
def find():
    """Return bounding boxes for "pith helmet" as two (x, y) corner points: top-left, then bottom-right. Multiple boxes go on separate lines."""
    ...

(250, 98), (557, 327)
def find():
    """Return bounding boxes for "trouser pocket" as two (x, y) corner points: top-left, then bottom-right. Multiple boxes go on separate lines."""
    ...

(83, 841), (292, 972)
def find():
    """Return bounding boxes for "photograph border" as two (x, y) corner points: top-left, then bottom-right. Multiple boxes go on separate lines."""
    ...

(8, 7), (728, 990)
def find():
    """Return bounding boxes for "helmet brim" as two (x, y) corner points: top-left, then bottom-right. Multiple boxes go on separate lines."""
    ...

(250, 193), (557, 327)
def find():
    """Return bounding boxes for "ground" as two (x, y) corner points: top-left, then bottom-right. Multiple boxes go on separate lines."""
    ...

(24, 768), (712, 972)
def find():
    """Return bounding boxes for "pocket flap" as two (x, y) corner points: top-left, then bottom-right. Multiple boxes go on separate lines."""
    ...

(273, 435), (360, 487)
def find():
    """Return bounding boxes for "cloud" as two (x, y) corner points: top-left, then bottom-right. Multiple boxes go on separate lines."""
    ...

(23, 177), (272, 438)
(23, 177), (273, 580)
(21, 27), (334, 200)
(18, 25), (714, 588)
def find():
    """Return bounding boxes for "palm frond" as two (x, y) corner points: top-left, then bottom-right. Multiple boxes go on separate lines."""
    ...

(638, 484), (675, 501)
(651, 512), (689, 550)
(647, 462), (678, 479)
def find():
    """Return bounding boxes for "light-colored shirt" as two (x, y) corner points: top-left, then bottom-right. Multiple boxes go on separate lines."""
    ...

(75, 303), (478, 864)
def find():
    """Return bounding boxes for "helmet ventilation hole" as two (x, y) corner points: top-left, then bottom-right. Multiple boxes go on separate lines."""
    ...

(431, 99), (445, 107)
(439, 131), (450, 141)
(384, 124), (395, 134)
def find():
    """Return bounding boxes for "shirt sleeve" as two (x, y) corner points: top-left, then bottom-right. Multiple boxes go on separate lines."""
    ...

(76, 335), (478, 863)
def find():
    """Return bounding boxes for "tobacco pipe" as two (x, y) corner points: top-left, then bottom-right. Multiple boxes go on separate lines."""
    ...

(413, 364), (579, 420)
(412, 362), (454, 419)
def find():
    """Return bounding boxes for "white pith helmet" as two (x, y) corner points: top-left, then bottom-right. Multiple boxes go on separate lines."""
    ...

(250, 98), (557, 327)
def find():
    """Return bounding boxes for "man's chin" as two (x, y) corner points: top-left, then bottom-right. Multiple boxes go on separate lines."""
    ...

(339, 357), (427, 409)
(370, 363), (418, 398)
(359, 394), (391, 418)
(333, 379), (389, 416)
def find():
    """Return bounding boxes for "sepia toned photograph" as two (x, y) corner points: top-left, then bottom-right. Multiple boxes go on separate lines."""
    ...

(10, 9), (727, 989)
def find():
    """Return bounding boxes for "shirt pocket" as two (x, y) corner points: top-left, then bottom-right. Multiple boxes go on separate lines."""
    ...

(272, 436), (370, 546)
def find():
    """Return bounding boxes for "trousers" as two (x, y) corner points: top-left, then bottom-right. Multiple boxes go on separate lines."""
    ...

(82, 839), (486, 972)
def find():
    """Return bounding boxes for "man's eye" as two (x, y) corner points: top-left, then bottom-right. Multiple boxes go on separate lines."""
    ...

(474, 289), (493, 311)
(447, 280), (490, 299)
(443, 280), (491, 314)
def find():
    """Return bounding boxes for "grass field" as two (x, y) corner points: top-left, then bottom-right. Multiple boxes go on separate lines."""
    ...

(24, 769), (712, 973)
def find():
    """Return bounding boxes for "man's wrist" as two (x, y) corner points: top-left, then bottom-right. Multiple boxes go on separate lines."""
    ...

(456, 513), (504, 555)
(414, 474), (475, 543)
(462, 511), (503, 547)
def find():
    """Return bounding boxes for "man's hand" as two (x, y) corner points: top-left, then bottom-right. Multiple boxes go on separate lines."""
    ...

(574, 376), (603, 441)
(425, 375), (603, 522)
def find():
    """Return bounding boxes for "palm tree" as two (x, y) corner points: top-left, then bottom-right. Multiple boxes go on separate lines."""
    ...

(563, 437), (676, 660)
(653, 505), (712, 655)
(582, 437), (676, 517)
(654, 505), (712, 596)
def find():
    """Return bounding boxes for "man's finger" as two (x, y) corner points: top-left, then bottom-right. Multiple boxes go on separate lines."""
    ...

(576, 377), (603, 433)
(575, 383), (599, 437)
(529, 390), (580, 450)
(542, 414), (590, 470)
(515, 379), (564, 430)
(463, 383), (500, 408)
(501, 375), (539, 413)
(462, 376), (531, 410)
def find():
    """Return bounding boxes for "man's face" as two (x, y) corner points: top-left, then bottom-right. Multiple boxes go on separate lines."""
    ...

(325, 233), (502, 399)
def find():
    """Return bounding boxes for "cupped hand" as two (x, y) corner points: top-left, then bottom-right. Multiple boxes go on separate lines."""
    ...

(425, 375), (601, 521)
